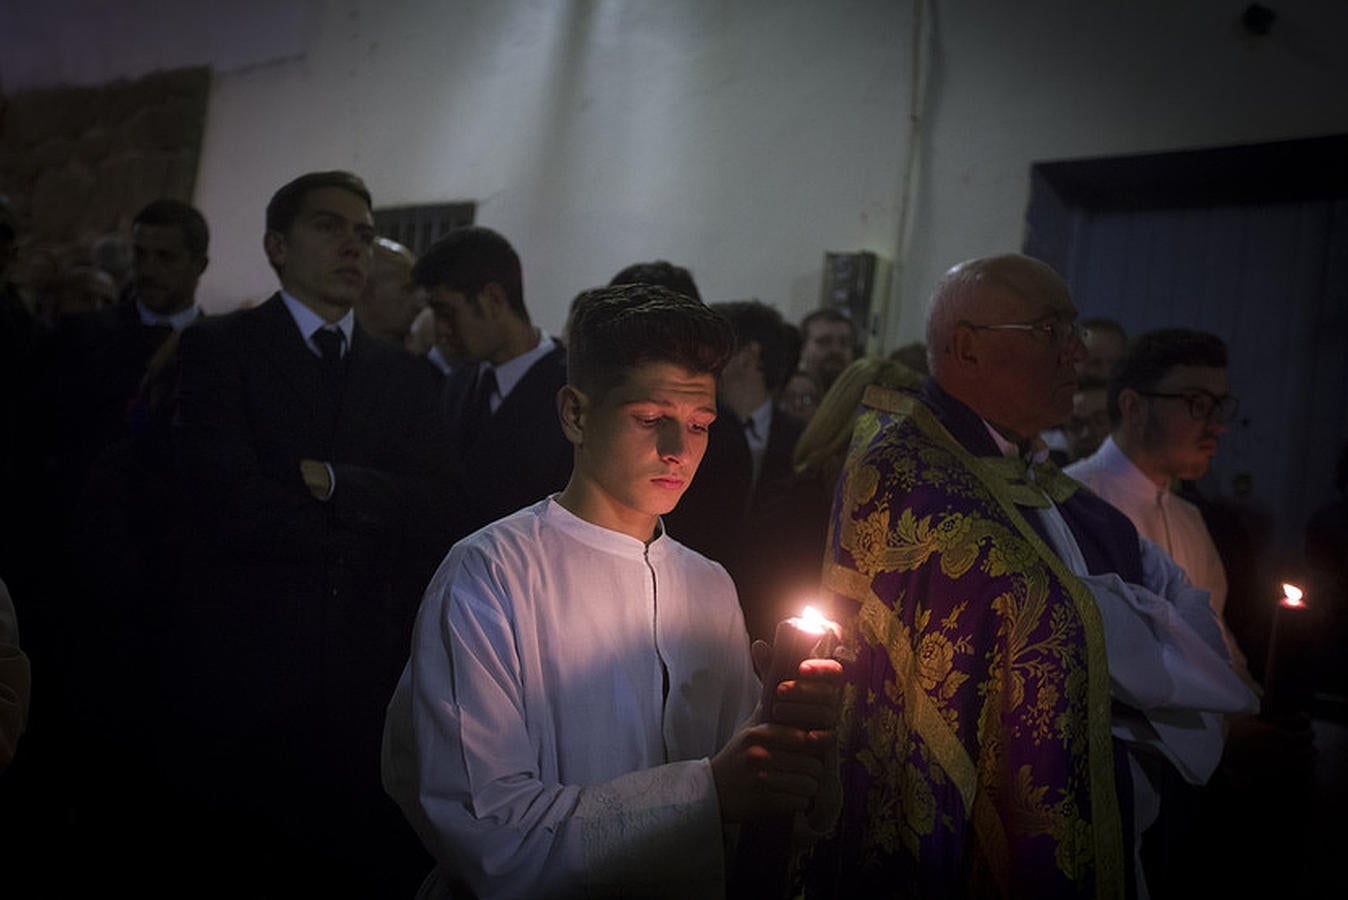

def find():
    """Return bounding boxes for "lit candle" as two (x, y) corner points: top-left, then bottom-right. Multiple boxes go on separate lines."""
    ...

(731, 604), (842, 900)
(760, 605), (842, 722)
(1262, 583), (1311, 721)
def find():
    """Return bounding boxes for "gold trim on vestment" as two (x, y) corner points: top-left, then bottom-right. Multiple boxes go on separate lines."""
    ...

(831, 386), (1125, 900)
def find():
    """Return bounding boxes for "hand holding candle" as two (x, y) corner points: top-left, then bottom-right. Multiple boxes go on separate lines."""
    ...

(757, 605), (843, 727)
(726, 605), (844, 900)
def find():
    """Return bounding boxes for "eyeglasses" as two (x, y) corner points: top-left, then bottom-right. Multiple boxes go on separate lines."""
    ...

(1138, 389), (1240, 425)
(961, 318), (1084, 346)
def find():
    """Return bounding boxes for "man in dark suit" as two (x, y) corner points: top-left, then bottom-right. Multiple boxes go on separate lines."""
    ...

(416, 226), (572, 544)
(664, 299), (806, 639)
(49, 200), (208, 492)
(172, 171), (446, 895)
(29, 204), (210, 864)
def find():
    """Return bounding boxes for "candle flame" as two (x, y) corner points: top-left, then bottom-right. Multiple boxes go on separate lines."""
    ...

(793, 604), (841, 638)
(1281, 583), (1305, 608)
(800, 605), (827, 629)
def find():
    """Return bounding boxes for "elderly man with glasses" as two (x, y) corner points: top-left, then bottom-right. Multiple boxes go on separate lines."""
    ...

(808, 256), (1255, 899)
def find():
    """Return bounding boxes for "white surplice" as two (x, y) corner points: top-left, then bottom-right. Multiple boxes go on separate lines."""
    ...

(382, 497), (759, 899)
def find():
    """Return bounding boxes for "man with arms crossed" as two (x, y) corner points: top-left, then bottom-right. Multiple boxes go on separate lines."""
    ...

(384, 284), (842, 898)
(173, 171), (447, 894)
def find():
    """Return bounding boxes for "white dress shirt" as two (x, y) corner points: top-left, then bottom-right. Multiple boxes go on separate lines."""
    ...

(280, 290), (355, 357)
(135, 298), (200, 331)
(742, 398), (773, 490)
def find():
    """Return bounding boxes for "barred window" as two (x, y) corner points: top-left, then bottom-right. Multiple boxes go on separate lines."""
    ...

(373, 202), (476, 255)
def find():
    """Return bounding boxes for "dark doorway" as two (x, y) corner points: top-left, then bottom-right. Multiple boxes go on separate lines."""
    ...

(1025, 135), (1348, 575)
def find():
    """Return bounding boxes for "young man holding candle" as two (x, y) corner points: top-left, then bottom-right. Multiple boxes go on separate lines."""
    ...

(382, 284), (842, 898)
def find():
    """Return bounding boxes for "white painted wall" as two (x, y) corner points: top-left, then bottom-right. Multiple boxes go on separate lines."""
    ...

(5, 0), (1347, 344)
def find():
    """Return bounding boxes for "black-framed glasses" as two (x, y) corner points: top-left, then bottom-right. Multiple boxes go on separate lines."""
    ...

(1138, 389), (1240, 424)
(961, 317), (1084, 346)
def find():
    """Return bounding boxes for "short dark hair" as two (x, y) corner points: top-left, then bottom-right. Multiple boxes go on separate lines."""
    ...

(133, 199), (209, 258)
(1107, 328), (1228, 425)
(712, 300), (792, 391)
(800, 306), (855, 341)
(412, 226), (527, 321)
(567, 284), (735, 402)
(265, 171), (372, 235)
(609, 260), (701, 302)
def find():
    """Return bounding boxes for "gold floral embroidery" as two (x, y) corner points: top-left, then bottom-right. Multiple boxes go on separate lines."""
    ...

(830, 397), (1120, 895)
(915, 631), (954, 691)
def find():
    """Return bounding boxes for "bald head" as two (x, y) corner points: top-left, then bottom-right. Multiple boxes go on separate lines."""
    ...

(925, 254), (1085, 441)
(926, 255), (1070, 368)
(373, 236), (415, 267)
(355, 237), (422, 343)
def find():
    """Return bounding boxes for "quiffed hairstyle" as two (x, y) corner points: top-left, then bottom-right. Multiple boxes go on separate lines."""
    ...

(713, 300), (793, 392)
(1107, 328), (1228, 425)
(133, 199), (210, 258)
(567, 284), (735, 402)
(412, 226), (527, 320)
(609, 260), (701, 302)
(265, 171), (371, 236)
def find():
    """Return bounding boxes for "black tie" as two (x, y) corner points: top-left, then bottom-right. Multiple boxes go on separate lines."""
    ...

(314, 327), (345, 366)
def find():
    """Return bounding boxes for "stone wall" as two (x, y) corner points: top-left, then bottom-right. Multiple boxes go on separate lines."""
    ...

(0, 66), (210, 286)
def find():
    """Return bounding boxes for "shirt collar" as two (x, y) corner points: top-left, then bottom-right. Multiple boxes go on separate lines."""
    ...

(484, 329), (555, 403)
(982, 420), (1049, 464)
(136, 298), (200, 331)
(280, 290), (355, 352)
(541, 495), (668, 562)
(744, 398), (773, 447)
(1092, 435), (1168, 504)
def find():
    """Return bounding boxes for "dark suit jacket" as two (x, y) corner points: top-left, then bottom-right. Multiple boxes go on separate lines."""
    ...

(666, 403), (806, 561)
(757, 406), (807, 501)
(172, 294), (452, 760)
(440, 344), (573, 543)
(47, 299), (178, 499)
(665, 403), (808, 640)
